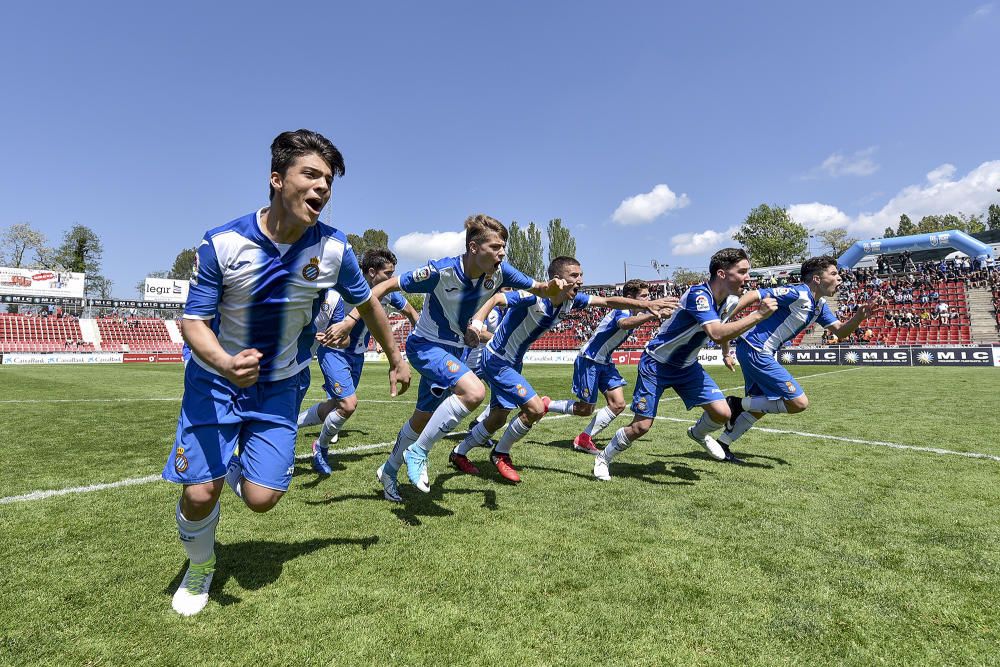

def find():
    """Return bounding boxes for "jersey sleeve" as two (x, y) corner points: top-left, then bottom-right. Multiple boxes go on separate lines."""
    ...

(817, 302), (838, 327)
(687, 287), (722, 327)
(571, 292), (591, 310)
(331, 296), (346, 324)
(399, 262), (441, 294)
(503, 289), (537, 310)
(611, 309), (630, 329)
(759, 286), (801, 308)
(333, 246), (371, 305)
(499, 262), (534, 290)
(386, 291), (408, 311)
(486, 307), (503, 329)
(184, 237), (223, 320)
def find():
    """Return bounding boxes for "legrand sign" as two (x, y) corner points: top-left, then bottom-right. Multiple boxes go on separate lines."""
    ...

(143, 278), (189, 303)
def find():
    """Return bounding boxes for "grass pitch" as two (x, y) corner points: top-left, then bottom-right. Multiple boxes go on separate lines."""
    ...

(1, 362), (999, 666)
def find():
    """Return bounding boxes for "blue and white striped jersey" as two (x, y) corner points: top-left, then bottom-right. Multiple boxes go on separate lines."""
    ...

(399, 256), (533, 347)
(487, 291), (591, 364)
(740, 284), (836, 355)
(466, 305), (503, 371)
(314, 289), (408, 356)
(646, 283), (740, 368)
(579, 309), (633, 365)
(184, 209), (370, 382)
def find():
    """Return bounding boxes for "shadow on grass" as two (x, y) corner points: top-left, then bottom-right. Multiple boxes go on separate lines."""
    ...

(293, 448), (390, 488)
(164, 536), (378, 607)
(651, 449), (789, 469)
(596, 459), (699, 485)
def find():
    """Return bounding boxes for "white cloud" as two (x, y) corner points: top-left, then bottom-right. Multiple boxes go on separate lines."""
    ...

(972, 3), (994, 18)
(670, 226), (740, 256)
(677, 160), (1000, 257)
(807, 146), (879, 178)
(392, 230), (466, 265)
(612, 184), (690, 225)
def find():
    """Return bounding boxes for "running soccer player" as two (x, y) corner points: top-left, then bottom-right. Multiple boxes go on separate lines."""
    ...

(543, 279), (659, 454)
(164, 130), (411, 616)
(466, 293), (507, 427)
(718, 255), (878, 460)
(451, 257), (678, 482)
(297, 247), (419, 475)
(593, 248), (777, 481)
(370, 214), (566, 502)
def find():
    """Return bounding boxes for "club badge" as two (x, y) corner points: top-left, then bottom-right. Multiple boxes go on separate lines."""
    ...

(302, 257), (321, 281)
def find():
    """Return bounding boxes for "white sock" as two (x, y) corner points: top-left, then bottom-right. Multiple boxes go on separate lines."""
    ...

(690, 412), (726, 439)
(386, 419), (421, 472)
(475, 404), (492, 424)
(494, 416), (532, 454)
(176, 501), (219, 565)
(547, 399), (575, 415)
(742, 396), (788, 414)
(297, 403), (322, 428)
(584, 406), (617, 437)
(318, 409), (348, 447)
(455, 421), (494, 456)
(719, 412), (758, 445)
(599, 428), (633, 462)
(225, 457), (243, 498)
(411, 395), (472, 453)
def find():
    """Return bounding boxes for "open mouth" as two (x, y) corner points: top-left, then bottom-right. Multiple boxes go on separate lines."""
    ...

(305, 197), (323, 215)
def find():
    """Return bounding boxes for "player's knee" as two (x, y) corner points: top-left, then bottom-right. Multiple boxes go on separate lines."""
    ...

(787, 395), (809, 413)
(607, 398), (626, 414)
(630, 418), (653, 438)
(705, 403), (730, 424)
(182, 482), (222, 515)
(243, 488), (284, 513)
(339, 395), (358, 417)
(522, 400), (546, 423)
(455, 377), (486, 406)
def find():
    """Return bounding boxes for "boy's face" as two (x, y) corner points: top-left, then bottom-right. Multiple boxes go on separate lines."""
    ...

(469, 232), (507, 273)
(366, 263), (395, 287)
(717, 259), (751, 295)
(555, 263), (583, 295)
(270, 153), (333, 225)
(813, 265), (842, 297)
(635, 288), (650, 301)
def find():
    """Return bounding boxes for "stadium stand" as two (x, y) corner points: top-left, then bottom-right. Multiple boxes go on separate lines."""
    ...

(95, 317), (182, 353)
(0, 313), (94, 352)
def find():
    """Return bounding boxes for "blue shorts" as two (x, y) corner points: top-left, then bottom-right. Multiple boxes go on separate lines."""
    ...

(482, 349), (537, 410)
(735, 340), (803, 400)
(406, 335), (471, 412)
(317, 347), (364, 400)
(573, 357), (627, 404)
(630, 352), (724, 417)
(162, 361), (310, 492)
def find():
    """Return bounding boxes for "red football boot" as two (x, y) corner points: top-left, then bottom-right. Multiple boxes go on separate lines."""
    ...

(490, 451), (521, 483)
(573, 432), (600, 455)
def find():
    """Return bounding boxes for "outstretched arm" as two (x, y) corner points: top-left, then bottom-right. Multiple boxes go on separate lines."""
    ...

(370, 276), (401, 302)
(702, 296), (778, 344)
(587, 294), (680, 318)
(826, 299), (879, 340)
(528, 278), (567, 299)
(617, 312), (660, 330)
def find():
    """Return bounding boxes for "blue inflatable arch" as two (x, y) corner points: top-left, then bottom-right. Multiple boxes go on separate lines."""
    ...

(837, 230), (993, 269)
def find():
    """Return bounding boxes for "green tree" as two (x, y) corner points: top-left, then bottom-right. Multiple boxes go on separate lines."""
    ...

(53, 224), (109, 298)
(524, 221), (546, 280)
(988, 204), (1000, 231)
(883, 227), (896, 238)
(959, 212), (985, 234)
(672, 267), (707, 286)
(546, 218), (577, 264)
(895, 214), (915, 236)
(169, 248), (197, 279)
(507, 221), (544, 280)
(816, 228), (858, 257)
(0, 222), (50, 268)
(404, 293), (425, 311)
(347, 228), (391, 258)
(732, 204), (809, 267)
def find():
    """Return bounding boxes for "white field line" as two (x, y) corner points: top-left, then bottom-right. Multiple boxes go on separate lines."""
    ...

(0, 367), (863, 406)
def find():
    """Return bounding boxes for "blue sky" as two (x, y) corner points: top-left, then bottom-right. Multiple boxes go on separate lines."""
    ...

(1, 1), (998, 296)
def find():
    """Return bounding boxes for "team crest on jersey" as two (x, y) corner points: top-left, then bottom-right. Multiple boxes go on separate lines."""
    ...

(302, 257), (321, 281)
(321, 302), (332, 314)
(636, 397), (648, 412)
(785, 381), (795, 392)
(516, 384), (527, 397)
(413, 266), (433, 281)
(484, 278), (496, 290)
(695, 294), (711, 312)
(174, 447), (189, 473)
(333, 381), (343, 395)
(773, 287), (791, 296)
(581, 388), (590, 399)
(446, 360), (461, 373)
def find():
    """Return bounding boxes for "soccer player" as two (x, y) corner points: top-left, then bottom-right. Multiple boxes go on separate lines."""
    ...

(593, 248), (777, 481)
(451, 257), (678, 482)
(370, 215), (566, 502)
(466, 293), (507, 428)
(718, 255), (878, 459)
(297, 247), (419, 474)
(543, 279), (660, 454)
(163, 130), (411, 616)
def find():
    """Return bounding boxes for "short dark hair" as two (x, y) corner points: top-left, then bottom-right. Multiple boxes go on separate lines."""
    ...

(801, 255), (838, 282)
(548, 256), (580, 279)
(708, 247), (750, 278)
(269, 129), (345, 199)
(622, 279), (649, 299)
(360, 247), (397, 274)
